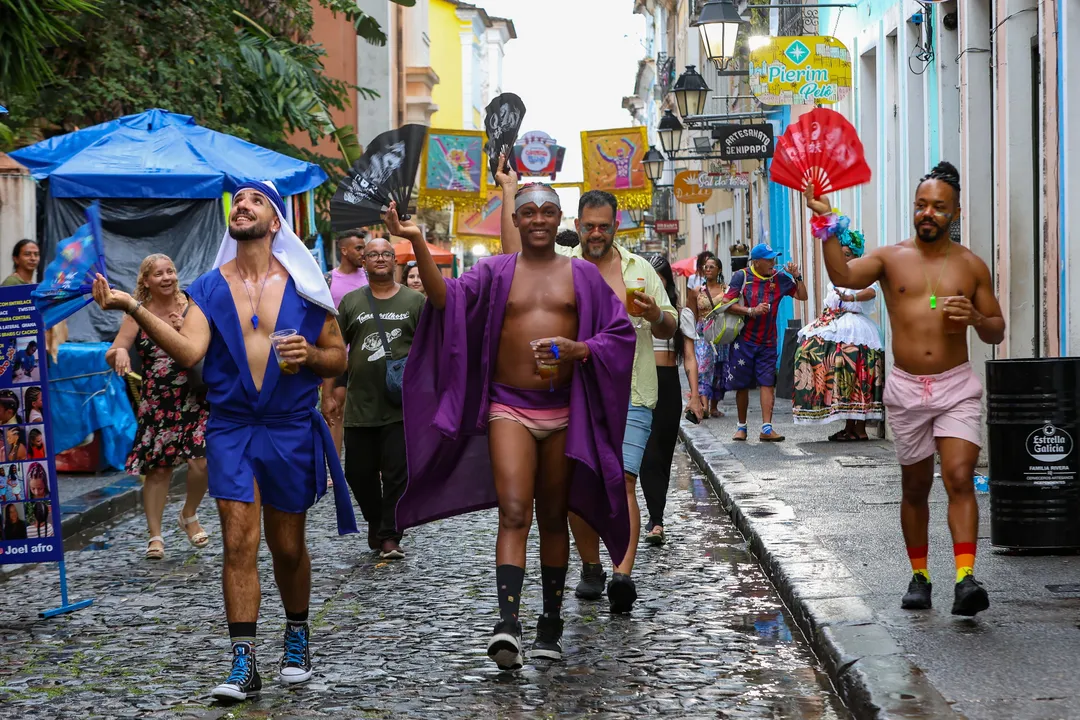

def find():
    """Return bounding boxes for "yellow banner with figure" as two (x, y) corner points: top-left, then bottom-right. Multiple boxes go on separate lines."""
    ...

(749, 36), (852, 106)
(580, 126), (651, 211)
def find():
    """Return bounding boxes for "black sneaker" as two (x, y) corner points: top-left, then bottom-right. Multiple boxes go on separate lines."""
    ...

(487, 618), (523, 670)
(951, 575), (990, 617)
(531, 615), (564, 661)
(279, 623), (313, 684)
(901, 574), (933, 610)
(608, 572), (638, 614)
(212, 642), (262, 702)
(574, 563), (607, 600)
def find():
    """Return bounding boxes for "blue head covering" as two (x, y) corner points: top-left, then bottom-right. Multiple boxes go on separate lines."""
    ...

(233, 180), (287, 220)
(213, 180), (336, 314)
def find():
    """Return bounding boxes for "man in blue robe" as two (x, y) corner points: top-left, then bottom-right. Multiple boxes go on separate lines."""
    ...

(92, 181), (355, 703)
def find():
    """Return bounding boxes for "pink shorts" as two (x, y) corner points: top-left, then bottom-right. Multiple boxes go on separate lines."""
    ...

(883, 363), (983, 466)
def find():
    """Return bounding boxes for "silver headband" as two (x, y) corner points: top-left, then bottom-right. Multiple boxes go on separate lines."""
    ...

(515, 187), (561, 212)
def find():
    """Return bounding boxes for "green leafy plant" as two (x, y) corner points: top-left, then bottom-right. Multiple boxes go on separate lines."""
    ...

(0, 0), (102, 97)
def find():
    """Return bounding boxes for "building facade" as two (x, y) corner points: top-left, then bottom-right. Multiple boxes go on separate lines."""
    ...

(805, 0), (1077, 393)
(296, 0), (441, 156)
(428, 0), (515, 131)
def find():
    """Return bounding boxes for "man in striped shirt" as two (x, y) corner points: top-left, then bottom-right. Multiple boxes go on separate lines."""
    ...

(723, 243), (807, 442)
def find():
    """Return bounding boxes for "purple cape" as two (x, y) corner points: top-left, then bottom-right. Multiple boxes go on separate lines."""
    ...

(397, 253), (636, 564)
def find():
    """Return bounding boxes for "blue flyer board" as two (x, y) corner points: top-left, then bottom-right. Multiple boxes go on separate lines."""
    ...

(0, 284), (62, 564)
(0, 284), (92, 616)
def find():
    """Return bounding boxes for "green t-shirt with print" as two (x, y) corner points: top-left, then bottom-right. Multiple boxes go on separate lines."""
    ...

(337, 285), (425, 427)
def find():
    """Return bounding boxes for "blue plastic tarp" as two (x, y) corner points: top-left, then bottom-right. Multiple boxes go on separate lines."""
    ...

(49, 342), (137, 471)
(9, 109), (327, 199)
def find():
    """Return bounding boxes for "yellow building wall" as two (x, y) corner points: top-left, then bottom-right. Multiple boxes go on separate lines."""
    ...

(429, 0), (464, 129)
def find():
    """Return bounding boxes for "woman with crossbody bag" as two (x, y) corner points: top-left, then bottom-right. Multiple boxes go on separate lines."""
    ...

(693, 256), (731, 418)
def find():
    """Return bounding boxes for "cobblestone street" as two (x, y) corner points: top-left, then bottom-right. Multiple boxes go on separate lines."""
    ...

(0, 451), (848, 719)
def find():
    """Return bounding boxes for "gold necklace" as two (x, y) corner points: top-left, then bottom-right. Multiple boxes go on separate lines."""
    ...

(920, 241), (951, 309)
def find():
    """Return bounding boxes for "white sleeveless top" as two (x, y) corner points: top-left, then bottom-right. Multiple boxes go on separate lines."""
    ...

(652, 307), (699, 353)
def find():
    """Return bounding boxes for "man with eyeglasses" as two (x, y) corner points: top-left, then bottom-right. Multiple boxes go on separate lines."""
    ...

(333, 237), (425, 560)
(498, 161), (677, 615)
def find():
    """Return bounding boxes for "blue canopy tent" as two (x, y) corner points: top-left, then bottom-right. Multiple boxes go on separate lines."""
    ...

(12, 108), (326, 200)
(10, 108), (328, 342)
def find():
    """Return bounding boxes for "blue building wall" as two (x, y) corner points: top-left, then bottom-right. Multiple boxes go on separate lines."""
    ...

(767, 106), (795, 366)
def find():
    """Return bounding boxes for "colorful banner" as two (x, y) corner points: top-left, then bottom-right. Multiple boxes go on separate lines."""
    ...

(616, 210), (644, 242)
(0, 284), (63, 565)
(581, 126), (651, 211)
(749, 36), (852, 106)
(418, 129), (486, 209)
(456, 189), (503, 239)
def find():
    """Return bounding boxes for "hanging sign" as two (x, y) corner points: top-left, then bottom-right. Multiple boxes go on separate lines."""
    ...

(655, 220), (680, 234)
(516, 131), (557, 174)
(699, 172), (752, 189)
(749, 36), (852, 106)
(712, 124), (775, 160)
(0, 285), (63, 565)
(674, 171), (713, 204)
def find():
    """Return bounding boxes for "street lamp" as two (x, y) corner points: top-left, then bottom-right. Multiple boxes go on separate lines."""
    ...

(672, 65), (711, 118)
(693, 0), (747, 71)
(628, 207), (644, 224)
(657, 110), (684, 156)
(643, 145), (666, 183)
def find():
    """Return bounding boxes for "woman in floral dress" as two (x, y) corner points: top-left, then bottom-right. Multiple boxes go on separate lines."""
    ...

(106, 254), (210, 559)
(792, 216), (884, 440)
(694, 255), (729, 418)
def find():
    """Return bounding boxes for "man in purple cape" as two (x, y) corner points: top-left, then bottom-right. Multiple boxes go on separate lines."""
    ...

(385, 189), (635, 671)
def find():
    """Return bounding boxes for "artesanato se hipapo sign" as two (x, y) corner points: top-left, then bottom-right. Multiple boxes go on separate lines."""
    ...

(749, 36), (852, 106)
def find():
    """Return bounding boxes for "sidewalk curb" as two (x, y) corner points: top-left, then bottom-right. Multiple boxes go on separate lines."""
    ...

(60, 466), (189, 541)
(680, 422), (961, 720)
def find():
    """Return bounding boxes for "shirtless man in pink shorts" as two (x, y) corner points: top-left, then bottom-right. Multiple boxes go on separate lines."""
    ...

(807, 161), (1005, 617)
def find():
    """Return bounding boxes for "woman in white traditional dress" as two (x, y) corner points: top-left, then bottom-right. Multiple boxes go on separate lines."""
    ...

(792, 219), (884, 440)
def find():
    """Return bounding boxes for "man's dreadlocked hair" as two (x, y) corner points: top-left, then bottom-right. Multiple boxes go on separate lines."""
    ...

(918, 161), (961, 201)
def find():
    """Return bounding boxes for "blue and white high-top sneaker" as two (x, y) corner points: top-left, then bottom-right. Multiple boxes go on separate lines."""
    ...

(211, 642), (262, 702)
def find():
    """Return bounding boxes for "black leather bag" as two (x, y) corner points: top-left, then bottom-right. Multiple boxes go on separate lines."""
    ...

(366, 287), (405, 406)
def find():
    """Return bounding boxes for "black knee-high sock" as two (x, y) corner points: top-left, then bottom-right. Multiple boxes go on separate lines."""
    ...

(496, 564), (525, 623)
(540, 565), (567, 619)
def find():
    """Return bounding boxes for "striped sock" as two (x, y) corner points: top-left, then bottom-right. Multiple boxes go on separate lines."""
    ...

(762, 423), (774, 435)
(954, 542), (976, 583)
(906, 545), (929, 581)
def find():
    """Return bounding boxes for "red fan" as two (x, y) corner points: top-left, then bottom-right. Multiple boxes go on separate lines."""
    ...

(770, 108), (871, 195)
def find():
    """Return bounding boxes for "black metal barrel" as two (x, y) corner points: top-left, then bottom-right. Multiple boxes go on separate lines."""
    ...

(986, 358), (1080, 549)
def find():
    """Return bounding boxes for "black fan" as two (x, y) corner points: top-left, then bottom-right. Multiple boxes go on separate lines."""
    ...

(483, 93), (526, 182)
(331, 124), (428, 230)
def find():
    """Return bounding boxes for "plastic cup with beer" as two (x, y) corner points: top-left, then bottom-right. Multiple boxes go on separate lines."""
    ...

(270, 329), (300, 374)
(530, 339), (559, 381)
(940, 297), (967, 335)
(626, 277), (647, 328)
(626, 278), (647, 317)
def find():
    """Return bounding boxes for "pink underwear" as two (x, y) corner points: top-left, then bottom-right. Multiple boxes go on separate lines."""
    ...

(488, 402), (570, 441)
